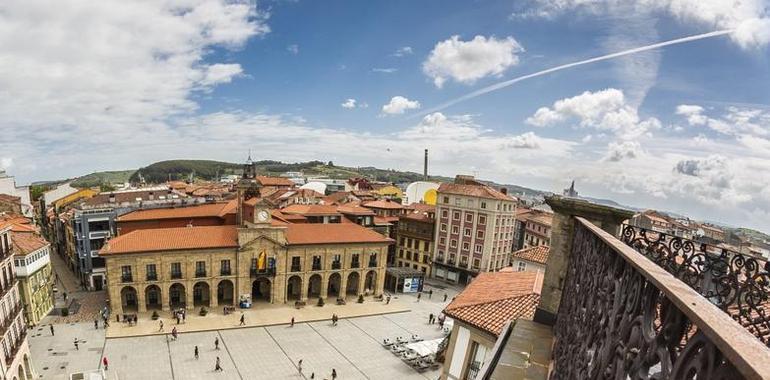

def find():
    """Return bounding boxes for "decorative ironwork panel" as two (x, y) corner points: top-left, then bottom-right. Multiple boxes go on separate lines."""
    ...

(621, 224), (770, 346)
(551, 222), (741, 379)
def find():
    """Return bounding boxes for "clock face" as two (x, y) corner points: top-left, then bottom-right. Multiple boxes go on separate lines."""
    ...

(257, 210), (270, 222)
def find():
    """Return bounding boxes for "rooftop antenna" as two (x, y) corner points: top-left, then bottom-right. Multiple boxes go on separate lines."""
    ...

(423, 149), (428, 180)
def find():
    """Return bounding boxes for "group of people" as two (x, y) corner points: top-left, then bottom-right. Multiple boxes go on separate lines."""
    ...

(175, 309), (187, 324)
(119, 314), (137, 326)
(331, 314), (339, 326)
(427, 312), (446, 328)
(295, 359), (338, 380)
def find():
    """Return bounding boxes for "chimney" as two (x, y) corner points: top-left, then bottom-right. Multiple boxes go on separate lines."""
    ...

(108, 193), (115, 203)
(501, 188), (508, 195)
(423, 149), (428, 180)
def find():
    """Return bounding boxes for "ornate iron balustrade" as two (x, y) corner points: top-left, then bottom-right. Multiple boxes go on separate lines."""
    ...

(620, 224), (770, 346)
(551, 217), (770, 379)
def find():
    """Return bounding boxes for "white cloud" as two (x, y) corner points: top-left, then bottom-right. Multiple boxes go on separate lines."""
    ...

(520, 0), (770, 48)
(341, 99), (357, 109)
(525, 88), (661, 139)
(422, 35), (524, 88)
(504, 132), (542, 149)
(676, 104), (770, 136)
(200, 63), (244, 86)
(603, 141), (642, 162)
(0, 157), (12, 170)
(287, 44), (299, 54)
(392, 47), (413, 57)
(676, 104), (707, 125)
(372, 68), (398, 73)
(381, 96), (421, 115)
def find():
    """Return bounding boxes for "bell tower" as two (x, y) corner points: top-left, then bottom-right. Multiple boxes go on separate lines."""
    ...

(236, 151), (261, 226)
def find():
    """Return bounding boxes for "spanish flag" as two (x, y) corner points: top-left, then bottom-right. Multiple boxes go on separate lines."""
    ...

(257, 250), (266, 270)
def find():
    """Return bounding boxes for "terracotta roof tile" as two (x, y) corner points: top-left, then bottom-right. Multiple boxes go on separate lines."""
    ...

(117, 202), (234, 222)
(11, 232), (49, 255)
(100, 225), (239, 255)
(438, 183), (516, 201)
(285, 223), (393, 245)
(336, 205), (376, 216)
(362, 200), (405, 210)
(512, 246), (550, 265)
(84, 188), (185, 206)
(281, 204), (341, 216)
(256, 176), (295, 187)
(444, 271), (542, 336)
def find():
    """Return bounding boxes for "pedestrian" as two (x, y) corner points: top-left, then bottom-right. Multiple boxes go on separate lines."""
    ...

(310, 372), (315, 379)
(104, 317), (110, 328)
(171, 327), (178, 341)
(429, 289), (433, 299)
(443, 293), (448, 302)
(182, 310), (186, 323)
(116, 314), (120, 323)
(159, 320), (164, 332)
(332, 368), (337, 379)
(215, 337), (220, 350)
(94, 319), (99, 330)
(74, 338), (79, 351)
(240, 313), (245, 326)
(176, 313), (180, 325)
(291, 317), (295, 327)
(49, 324), (54, 336)
(386, 295), (391, 304)
(63, 292), (67, 302)
(417, 292), (421, 302)
(215, 356), (223, 372)
(194, 345), (199, 360)
(298, 359), (303, 373)
(428, 313), (434, 324)
(102, 356), (109, 371)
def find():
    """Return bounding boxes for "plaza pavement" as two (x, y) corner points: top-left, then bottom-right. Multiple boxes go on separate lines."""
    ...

(30, 281), (462, 380)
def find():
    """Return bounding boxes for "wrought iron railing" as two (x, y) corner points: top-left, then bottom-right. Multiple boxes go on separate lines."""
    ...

(620, 224), (770, 346)
(250, 267), (276, 277)
(551, 217), (770, 379)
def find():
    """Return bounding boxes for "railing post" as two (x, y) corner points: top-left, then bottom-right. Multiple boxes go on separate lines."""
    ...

(535, 195), (634, 325)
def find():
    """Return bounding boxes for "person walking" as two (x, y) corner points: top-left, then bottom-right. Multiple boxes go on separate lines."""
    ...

(215, 336), (220, 350)
(159, 320), (164, 332)
(443, 293), (448, 302)
(428, 313), (434, 324)
(429, 289), (433, 299)
(102, 356), (109, 371)
(74, 338), (79, 351)
(386, 295), (391, 304)
(194, 345), (199, 360)
(310, 372), (315, 379)
(214, 356), (223, 372)
(171, 327), (178, 341)
(49, 324), (54, 336)
(290, 316), (295, 327)
(417, 292), (421, 302)
(176, 313), (180, 325)
(94, 319), (99, 330)
(182, 310), (186, 323)
(332, 368), (337, 379)
(239, 313), (245, 326)
(63, 292), (67, 302)
(298, 359), (303, 373)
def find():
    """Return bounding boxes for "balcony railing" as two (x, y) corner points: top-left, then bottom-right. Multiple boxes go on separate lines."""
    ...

(290, 265), (301, 272)
(170, 272), (182, 280)
(5, 328), (27, 366)
(368, 260), (377, 268)
(311, 263), (322, 271)
(194, 270), (206, 278)
(0, 305), (22, 336)
(120, 275), (133, 283)
(550, 217), (770, 379)
(350, 260), (360, 269)
(146, 274), (157, 281)
(621, 224), (770, 347)
(250, 267), (276, 277)
(220, 269), (232, 276)
(331, 261), (341, 270)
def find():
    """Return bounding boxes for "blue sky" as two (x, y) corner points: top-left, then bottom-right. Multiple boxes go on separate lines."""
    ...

(1, 0), (770, 231)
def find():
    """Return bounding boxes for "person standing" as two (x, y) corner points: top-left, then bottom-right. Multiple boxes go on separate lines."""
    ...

(332, 368), (337, 379)
(386, 295), (391, 304)
(239, 313), (245, 326)
(215, 336), (220, 350)
(443, 293), (448, 302)
(298, 359), (303, 373)
(102, 357), (109, 371)
(74, 339), (79, 351)
(94, 319), (99, 330)
(49, 325), (54, 336)
(291, 317), (295, 327)
(428, 313), (434, 324)
(215, 356), (223, 372)
(429, 289), (433, 299)
(182, 310), (186, 323)
(159, 320), (164, 332)
(194, 345), (199, 360)
(417, 292), (421, 302)
(63, 292), (67, 302)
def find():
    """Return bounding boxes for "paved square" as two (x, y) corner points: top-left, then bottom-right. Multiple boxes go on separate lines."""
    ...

(29, 281), (461, 379)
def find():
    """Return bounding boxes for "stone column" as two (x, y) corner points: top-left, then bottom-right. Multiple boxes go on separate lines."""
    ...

(161, 286), (170, 312)
(300, 274), (308, 302)
(340, 272), (348, 299)
(358, 271), (366, 296)
(320, 274), (329, 299)
(209, 280), (218, 308)
(536, 195), (634, 325)
(185, 282), (194, 311)
(137, 286), (147, 313)
(376, 267), (386, 296)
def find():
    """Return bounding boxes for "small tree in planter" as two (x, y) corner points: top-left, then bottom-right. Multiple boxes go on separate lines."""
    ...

(317, 297), (325, 307)
(151, 311), (160, 320)
(61, 307), (69, 317)
(199, 306), (208, 316)
(357, 294), (364, 303)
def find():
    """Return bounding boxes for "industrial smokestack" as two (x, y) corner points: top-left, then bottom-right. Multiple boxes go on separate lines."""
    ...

(423, 149), (428, 180)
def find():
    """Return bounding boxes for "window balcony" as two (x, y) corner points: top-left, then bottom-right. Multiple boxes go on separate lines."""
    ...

(146, 274), (157, 281)
(312, 263), (322, 271)
(250, 267), (276, 277)
(331, 261), (341, 270)
(290, 265), (301, 272)
(220, 269), (232, 276)
(170, 272), (182, 280)
(350, 260), (360, 269)
(120, 275), (133, 283)
(195, 270), (206, 278)
(368, 260), (377, 268)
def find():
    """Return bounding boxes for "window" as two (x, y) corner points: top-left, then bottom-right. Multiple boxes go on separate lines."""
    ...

(453, 211), (460, 220)
(195, 261), (206, 277)
(312, 255), (322, 271)
(442, 210), (448, 218)
(455, 198), (462, 206)
(464, 228), (471, 237)
(440, 237), (446, 245)
(369, 252), (378, 267)
(465, 214), (473, 223)
(399, 250), (404, 258)
(146, 264), (157, 281)
(171, 262), (182, 279)
(460, 256), (468, 265)
(443, 196), (449, 204)
(518, 262), (527, 271)
(462, 242), (469, 250)
(481, 202), (486, 209)
(220, 260), (231, 275)
(400, 237), (406, 246)
(452, 226), (459, 234)
(477, 230), (484, 239)
(406, 251), (412, 260)
(450, 239), (457, 248)
(475, 244), (482, 253)
(351, 253), (360, 268)
(479, 215), (486, 225)
(473, 259), (480, 269)
(121, 265), (132, 282)
(291, 256), (301, 272)
(423, 255), (430, 264)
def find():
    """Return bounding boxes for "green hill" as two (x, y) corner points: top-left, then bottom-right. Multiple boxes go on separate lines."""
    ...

(71, 170), (135, 188)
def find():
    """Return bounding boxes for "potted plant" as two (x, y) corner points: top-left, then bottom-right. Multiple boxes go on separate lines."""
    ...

(151, 311), (159, 320)
(199, 306), (208, 316)
(357, 294), (364, 303)
(317, 297), (325, 307)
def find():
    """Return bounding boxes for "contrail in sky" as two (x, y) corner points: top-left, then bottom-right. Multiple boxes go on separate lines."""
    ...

(409, 29), (733, 119)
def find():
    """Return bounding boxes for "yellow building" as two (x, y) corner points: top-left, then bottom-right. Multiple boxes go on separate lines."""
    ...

(102, 200), (392, 314)
(374, 185), (404, 199)
(12, 231), (55, 326)
(52, 188), (98, 211)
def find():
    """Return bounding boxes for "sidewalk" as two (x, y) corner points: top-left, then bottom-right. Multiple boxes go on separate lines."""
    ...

(106, 297), (411, 338)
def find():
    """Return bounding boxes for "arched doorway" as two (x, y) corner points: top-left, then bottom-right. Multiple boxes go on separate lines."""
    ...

(364, 270), (377, 295)
(327, 273), (341, 298)
(120, 286), (138, 312)
(217, 280), (234, 305)
(307, 274), (322, 299)
(193, 282), (210, 307)
(287, 275), (302, 301)
(252, 278), (271, 303)
(169, 283), (186, 309)
(145, 285), (161, 310)
(346, 272), (360, 296)
(23, 355), (31, 380)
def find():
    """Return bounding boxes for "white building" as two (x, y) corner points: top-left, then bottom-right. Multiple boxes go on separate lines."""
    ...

(42, 182), (79, 208)
(0, 171), (32, 217)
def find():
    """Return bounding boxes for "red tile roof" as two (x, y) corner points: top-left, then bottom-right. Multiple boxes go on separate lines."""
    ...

(336, 205), (376, 216)
(281, 204), (341, 216)
(256, 176), (295, 187)
(117, 202), (234, 222)
(512, 246), (550, 265)
(362, 200), (405, 210)
(84, 188), (185, 206)
(285, 223), (392, 245)
(444, 271), (542, 336)
(100, 225), (239, 255)
(526, 212), (553, 226)
(12, 232), (49, 255)
(438, 182), (516, 201)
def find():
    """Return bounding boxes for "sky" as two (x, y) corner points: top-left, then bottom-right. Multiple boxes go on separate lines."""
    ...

(1, 0), (770, 231)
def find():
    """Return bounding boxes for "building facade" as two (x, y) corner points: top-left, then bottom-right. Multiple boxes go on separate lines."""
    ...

(12, 232), (54, 326)
(0, 222), (34, 380)
(432, 176), (517, 284)
(0, 171), (32, 218)
(522, 211), (552, 249)
(395, 204), (435, 275)
(509, 245), (549, 274)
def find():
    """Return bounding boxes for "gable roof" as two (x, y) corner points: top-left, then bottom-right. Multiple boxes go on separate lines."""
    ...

(444, 271), (542, 336)
(438, 183), (516, 201)
(362, 200), (405, 210)
(117, 202), (235, 222)
(100, 225), (239, 255)
(12, 232), (49, 255)
(256, 176), (295, 187)
(512, 246), (550, 265)
(284, 223), (393, 245)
